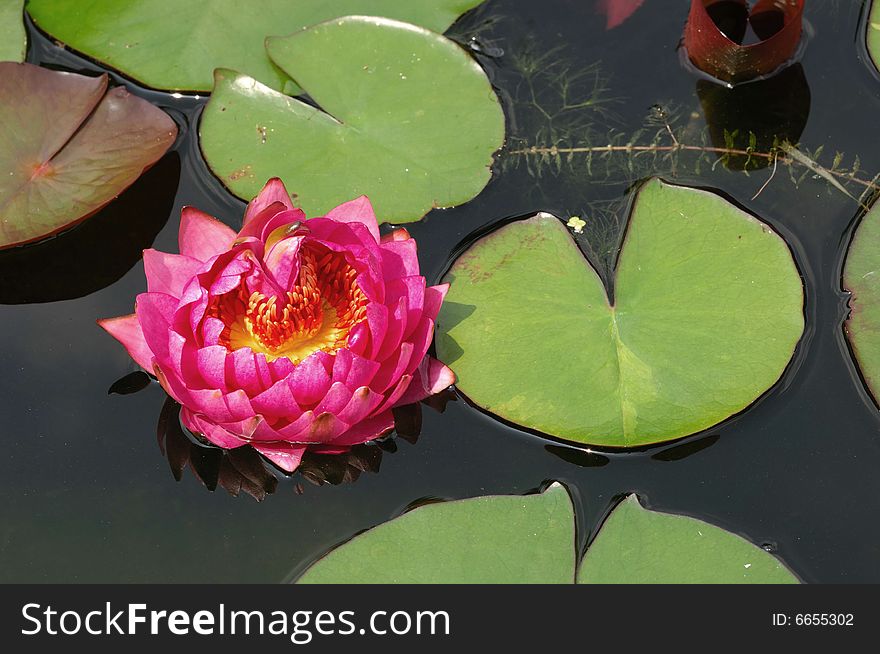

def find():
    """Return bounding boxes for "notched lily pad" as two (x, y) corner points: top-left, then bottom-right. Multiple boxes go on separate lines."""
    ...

(0, 153), (179, 304)
(843, 201), (880, 403)
(0, 63), (177, 249)
(578, 494), (799, 584)
(436, 178), (804, 447)
(298, 483), (577, 584)
(200, 15), (505, 224)
(26, 0), (487, 93)
(1, 0), (26, 62)
(295, 484), (799, 583)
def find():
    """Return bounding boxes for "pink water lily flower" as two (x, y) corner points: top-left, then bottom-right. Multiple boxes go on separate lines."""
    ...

(100, 179), (454, 472)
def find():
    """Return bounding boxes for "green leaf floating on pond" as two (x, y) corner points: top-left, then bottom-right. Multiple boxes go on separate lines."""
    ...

(26, 0), (486, 93)
(578, 495), (798, 583)
(296, 484), (799, 583)
(1, 0), (25, 62)
(867, 2), (880, 75)
(0, 63), (177, 249)
(298, 483), (577, 584)
(200, 16), (504, 223)
(437, 179), (804, 447)
(843, 201), (880, 402)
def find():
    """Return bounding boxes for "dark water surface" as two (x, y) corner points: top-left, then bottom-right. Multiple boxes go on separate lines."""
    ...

(2, 0), (880, 582)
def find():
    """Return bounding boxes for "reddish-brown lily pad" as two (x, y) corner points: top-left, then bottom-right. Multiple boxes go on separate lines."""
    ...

(684, 0), (805, 84)
(0, 62), (177, 249)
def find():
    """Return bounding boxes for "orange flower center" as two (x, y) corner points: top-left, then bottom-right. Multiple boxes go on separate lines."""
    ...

(209, 243), (368, 363)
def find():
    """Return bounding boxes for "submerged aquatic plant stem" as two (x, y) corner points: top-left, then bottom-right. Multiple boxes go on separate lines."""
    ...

(507, 140), (880, 208)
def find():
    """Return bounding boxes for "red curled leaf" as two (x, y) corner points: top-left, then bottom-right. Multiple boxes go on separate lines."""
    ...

(596, 0), (645, 29)
(684, 0), (805, 83)
(0, 62), (177, 249)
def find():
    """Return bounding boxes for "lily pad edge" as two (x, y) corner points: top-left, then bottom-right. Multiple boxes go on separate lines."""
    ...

(441, 177), (806, 450)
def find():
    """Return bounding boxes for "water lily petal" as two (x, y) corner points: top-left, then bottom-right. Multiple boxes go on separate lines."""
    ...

(243, 177), (293, 225)
(220, 415), (264, 440)
(268, 355), (296, 382)
(314, 381), (355, 415)
(306, 217), (380, 253)
(181, 408), (248, 449)
(332, 348), (380, 390)
(346, 321), (370, 357)
(254, 354), (273, 390)
(187, 388), (236, 422)
(167, 329), (200, 386)
(373, 373), (414, 415)
(223, 389), (256, 421)
(376, 296), (408, 363)
(288, 351), (334, 405)
(143, 249), (203, 299)
(206, 251), (254, 296)
(386, 276), (426, 339)
(336, 386), (384, 426)
(179, 206), (235, 261)
(423, 283), (449, 320)
(200, 316), (226, 347)
(307, 412), (347, 441)
(238, 204), (303, 242)
(276, 411), (349, 443)
(394, 356), (456, 406)
(263, 233), (303, 289)
(226, 347), (269, 396)
(274, 410), (318, 440)
(135, 292), (178, 362)
(365, 303), (388, 359)
(326, 411), (395, 446)
(597, 0), (645, 30)
(98, 313), (154, 371)
(251, 378), (302, 420)
(402, 316), (435, 373)
(373, 342), (415, 393)
(379, 238), (419, 280)
(381, 227), (411, 243)
(196, 345), (228, 388)
(324, 196), (381, 244)
(252, 441), (307, 473)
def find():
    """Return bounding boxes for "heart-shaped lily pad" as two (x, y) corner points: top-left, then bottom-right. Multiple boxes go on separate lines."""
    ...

(436, 179), (804, 447)
(579, 495), (798, 583)
(200, 16), (504, 224)
(843, 201), (880, 402)
(0, 62), (177, 248)
(26, 0), (485, 93)
(0, 63), (177, 249)
(296, 484), (798, 583)
(298, 483), (576, 584)
(1, 0), (25, 62)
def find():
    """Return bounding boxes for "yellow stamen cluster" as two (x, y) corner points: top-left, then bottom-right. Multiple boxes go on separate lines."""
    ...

(208, 243), (368, 363)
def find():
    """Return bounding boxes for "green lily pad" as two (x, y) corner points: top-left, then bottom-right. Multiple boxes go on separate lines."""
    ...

(26, 0), (485, 93)
(0, 63), (177, 249)
(1, 0), (25, 62)
(296, 485), (799, 583)
(200, 16), (504, 224)
(437, 179), (804, 447)
(297, 483), (577, 584)
(867, 2), (880, 74)
(843, 201), (880, 402)
(579, 495), (799, 584)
